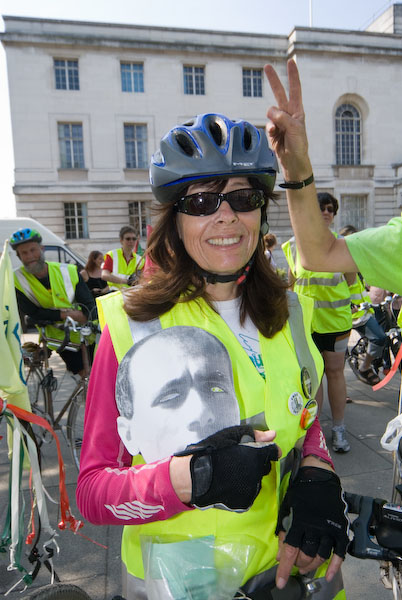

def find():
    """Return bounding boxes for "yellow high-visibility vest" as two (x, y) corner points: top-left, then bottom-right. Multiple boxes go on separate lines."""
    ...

(282, 236), (352, 334)
(97, 291), (325, 584)
(104, 248), (144, 290)
(14, 262), (82, 350)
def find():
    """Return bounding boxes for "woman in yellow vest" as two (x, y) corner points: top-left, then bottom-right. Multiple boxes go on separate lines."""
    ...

(77, 114), (348, 600)
(283, 193), (354, 454)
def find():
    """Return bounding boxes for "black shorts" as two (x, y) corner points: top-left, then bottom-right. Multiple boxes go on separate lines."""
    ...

(312, 330), (351, 353)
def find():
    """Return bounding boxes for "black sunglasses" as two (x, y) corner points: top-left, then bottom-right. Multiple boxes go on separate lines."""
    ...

(320, 205), (335, 214)
(175, 188), (266, 216)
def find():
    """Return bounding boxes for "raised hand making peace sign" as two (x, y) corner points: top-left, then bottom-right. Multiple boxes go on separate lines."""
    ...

(264, 59), (313, 184)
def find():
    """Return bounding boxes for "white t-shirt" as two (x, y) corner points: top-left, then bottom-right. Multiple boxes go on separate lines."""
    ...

(214, 297), (265, 379)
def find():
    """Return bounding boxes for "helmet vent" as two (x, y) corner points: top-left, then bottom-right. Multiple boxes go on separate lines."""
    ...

(174, 132), (198, 157)
(243, 126), (253, 151)
(208, 121), (224, 146)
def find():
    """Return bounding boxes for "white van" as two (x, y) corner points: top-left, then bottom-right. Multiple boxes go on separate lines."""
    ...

(0, 218), (86, 271)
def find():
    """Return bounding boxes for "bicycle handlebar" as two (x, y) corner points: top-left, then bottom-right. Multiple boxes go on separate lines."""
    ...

(27, 317), (99, 355)
(345, 491), (402, 562)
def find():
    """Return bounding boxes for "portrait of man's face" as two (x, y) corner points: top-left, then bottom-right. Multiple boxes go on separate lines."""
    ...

(116, 326), (240, 463)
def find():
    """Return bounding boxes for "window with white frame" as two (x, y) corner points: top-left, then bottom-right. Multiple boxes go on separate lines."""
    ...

(243, 68), (263, 97)
(58, 123), (84, 169)
(340, 194), (367, 230)
(54, 59), (79, 90)
(124, 124), (148, 168)
(64, 202), (89, 239)
(335, 104), (361, 165)
(183, 65), (205, 95)
(129, 201), (149, 239)
(121, 62), (144, 92)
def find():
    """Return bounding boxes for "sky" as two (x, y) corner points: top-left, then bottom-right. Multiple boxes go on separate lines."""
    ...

(0, 0), (395, 217)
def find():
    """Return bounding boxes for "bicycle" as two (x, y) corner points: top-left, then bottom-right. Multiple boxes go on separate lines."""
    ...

(22, 316), (96, 469)
(346, 294), (402, 385)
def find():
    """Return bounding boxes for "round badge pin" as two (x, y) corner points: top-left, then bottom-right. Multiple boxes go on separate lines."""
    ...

(300, 398), (318, 430)
(301, 367), (312, 399)
(288, 392), (304, 416)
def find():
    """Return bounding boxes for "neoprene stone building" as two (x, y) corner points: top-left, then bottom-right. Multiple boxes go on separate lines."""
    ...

(1, 3), (402, 263)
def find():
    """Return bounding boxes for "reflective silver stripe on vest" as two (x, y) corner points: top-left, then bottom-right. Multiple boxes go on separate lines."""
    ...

(297, 273), (344, 287)
(314, 298), (351, 310)
(14, 269), (40, 305)
(128, 317), (162, 345)
(111, 249), (120, 276)
(59, 263), (75, 304)
(241, 412), (268, 430)
(287, 291), (319, 395)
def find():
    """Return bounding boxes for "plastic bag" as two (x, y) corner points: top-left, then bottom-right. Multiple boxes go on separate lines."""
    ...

(140, 534), (258, 600)
(381, 414), (402, 477)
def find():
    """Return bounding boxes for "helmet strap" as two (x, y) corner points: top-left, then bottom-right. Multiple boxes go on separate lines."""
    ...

(196, 254), (255, 285)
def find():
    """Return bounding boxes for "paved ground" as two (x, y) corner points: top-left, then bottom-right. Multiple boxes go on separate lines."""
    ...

(1, 330), (401, 599)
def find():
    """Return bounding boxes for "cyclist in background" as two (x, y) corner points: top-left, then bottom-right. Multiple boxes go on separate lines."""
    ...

(101, 226), (144, 290)
(264, 59), (402, 297)
(283, 193), (353, 453)
(77, 113), (348, 599)
(11, 227), (96, 377)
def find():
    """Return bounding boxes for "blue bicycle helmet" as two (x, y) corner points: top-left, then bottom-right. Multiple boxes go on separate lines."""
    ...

(150, 113), (278, 204)
(10, 228), (42, 250)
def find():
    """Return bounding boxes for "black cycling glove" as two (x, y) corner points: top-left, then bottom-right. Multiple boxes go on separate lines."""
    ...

(175, 425), (279, 512)
(276, 466), (350, 560)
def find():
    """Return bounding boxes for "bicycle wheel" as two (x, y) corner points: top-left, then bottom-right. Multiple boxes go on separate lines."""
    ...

(25, 583), (91, 600)
(346, 342), (365, 381)
(67, 382), (87, 470)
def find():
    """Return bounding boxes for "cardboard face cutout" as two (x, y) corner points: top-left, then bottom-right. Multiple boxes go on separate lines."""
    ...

(115, 326), (240, 462)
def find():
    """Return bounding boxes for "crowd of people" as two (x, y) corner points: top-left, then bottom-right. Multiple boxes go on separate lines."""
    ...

(9, 58), (402, 600)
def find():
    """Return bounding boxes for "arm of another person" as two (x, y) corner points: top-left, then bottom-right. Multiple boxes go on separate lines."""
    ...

(16, 288), (65, 323)
(80, 268), (89, 282)
(101, 253), (129, 286)
(71, 273), (97, 322)
(264, 60), (358, 274)
(76, 326), (193, 525)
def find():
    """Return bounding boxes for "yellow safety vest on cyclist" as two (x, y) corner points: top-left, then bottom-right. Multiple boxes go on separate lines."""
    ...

(282, 236), (352, 334)
(96, 292), (344, 599)
(14, 261), (83, 351)
(104, 248), (144, 290)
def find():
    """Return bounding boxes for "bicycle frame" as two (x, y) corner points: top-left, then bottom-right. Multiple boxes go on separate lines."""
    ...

(23, 318), (95, 468)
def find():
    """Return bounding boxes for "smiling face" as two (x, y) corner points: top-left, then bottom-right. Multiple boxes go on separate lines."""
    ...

(175, 177), (262, 278)
(116, 327), (240, 463)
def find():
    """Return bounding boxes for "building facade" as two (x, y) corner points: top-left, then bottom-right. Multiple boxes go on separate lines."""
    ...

(1, 4), (402, 267)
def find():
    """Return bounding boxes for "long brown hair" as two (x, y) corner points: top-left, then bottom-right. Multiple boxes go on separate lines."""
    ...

(84, 250), (103, 272)
(123, 180), (289, 338)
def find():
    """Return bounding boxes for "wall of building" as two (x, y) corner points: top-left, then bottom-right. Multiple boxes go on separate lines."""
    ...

(1, 10), (402, 261)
